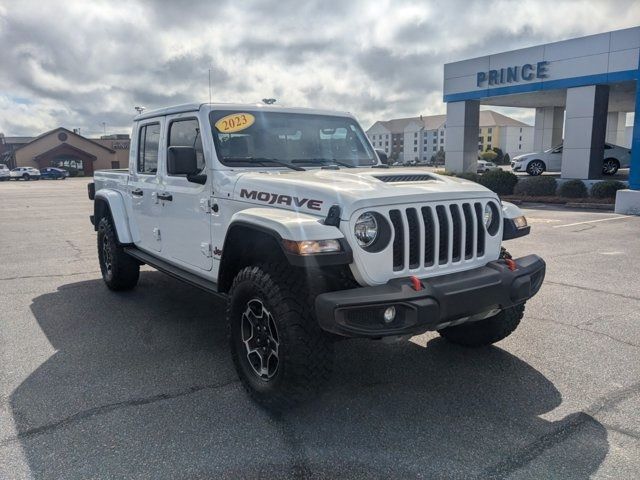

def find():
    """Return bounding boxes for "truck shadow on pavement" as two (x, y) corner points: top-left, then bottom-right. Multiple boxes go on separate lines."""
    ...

(9, 272), (608, 479)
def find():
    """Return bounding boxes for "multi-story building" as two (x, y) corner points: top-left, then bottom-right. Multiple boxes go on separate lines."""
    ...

(366, 110), (534, 163)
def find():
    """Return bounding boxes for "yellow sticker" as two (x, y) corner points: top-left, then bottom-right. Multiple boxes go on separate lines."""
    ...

(215, 113), (255, 133)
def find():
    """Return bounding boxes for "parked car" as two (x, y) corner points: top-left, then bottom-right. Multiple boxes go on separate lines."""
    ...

(88, 102), (544, 409)
(0, 163), (10, 181)
(10, 167), (41, 180)
(511, 143), (631, 176)
(477, 160), (500, 173)
(40, 167), (70, 180)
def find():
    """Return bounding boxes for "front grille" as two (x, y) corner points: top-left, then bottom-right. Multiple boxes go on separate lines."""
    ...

(388, 201), (489, 272)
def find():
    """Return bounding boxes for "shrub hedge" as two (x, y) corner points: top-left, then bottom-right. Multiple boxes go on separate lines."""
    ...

(513, 176), (557, 196)
(591, 180), (626, 198)
(478, 169), (518, 195)
(558, 179), (588, 198)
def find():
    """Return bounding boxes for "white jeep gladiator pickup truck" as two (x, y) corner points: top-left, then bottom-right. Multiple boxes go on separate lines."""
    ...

(88, 103), (545, 409)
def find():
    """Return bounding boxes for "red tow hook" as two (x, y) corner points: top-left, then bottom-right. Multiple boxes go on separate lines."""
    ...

(504, 258), (517, 271)
(410, 275), (423, 291)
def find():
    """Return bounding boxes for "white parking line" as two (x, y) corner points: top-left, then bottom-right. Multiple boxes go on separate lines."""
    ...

(553, 216), (629, 228)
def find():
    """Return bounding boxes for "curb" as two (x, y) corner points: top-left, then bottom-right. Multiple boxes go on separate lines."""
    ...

(565, 202), (615, 211)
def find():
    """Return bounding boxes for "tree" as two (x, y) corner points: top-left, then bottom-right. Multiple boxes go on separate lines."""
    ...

(492, 147), (505, 164)
(431, 148), (445, 165)
(480, 150), (498, 161)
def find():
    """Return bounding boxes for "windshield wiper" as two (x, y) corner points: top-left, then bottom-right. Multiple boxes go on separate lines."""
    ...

(224, 157), (305, 171)
(291, 158), (357, 168)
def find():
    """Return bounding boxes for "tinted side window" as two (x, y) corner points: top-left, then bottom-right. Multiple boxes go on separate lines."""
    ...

(137, 123), (160, 174)
(168, 119), (205, 172)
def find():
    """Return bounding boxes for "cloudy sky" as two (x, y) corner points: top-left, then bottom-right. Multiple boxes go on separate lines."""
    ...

(0, 0), (638, 137)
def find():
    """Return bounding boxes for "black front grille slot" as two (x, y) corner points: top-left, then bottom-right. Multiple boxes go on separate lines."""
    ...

(462, 203), (474, 259)
(449, 204), (462, 262)
(389, 210), (404, 271)
(436, 205), (448, 264)
(474, 202), (485, 257)
(421, 207), (435, 267)
(406, 208), (419, 269)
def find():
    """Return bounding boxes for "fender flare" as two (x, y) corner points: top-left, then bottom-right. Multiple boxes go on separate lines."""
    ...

(218, 208), (351, 291)
(501, 201), (530, 240)
(228, 207), (345, 242)
(94, 189), (134, 244)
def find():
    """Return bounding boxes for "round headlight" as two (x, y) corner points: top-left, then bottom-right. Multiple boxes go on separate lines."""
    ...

(354, 212), (378, 247)
(483, 204), (493, 229)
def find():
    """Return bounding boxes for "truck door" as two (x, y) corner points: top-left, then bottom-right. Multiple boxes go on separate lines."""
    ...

(129, 120), (164, 252)
(158, 116), (213, 271)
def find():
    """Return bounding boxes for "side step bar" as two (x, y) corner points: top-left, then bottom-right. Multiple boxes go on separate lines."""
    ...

(124, 247), (225, 298)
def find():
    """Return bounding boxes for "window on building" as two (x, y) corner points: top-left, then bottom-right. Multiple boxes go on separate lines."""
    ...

(518, 144), (522, 149)
(414, 140), (417, 145)
(423, 146), (427, 151)
(519, 136), (522, 141)
(414, 132), (418, 138)
(413, 147), (417, 152)
(478, 146), (483, 151)
(440, 130), (444, 136)
(386, 141), (389, 146)
(386, 134), (389, 139)
(440, 138), (444, 143)
(487, 144), (492, 149)
(520, 128), (522, 133)
(433, 146), (437, 152)
(478, 137), (483, 143)
(168, 118), (205, 173)
(488, 127), (492, 133)
(137, 123), (161, 174)
(487, 136), (492, 142)
(433, 138), (437, 144)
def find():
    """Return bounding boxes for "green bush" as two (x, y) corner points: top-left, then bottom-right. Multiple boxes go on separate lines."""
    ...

(479, 169), (519, 195)
(513, 176), (557, 196)
(590, 180), (626, 198)
(558, 179), (588, 198)
(480, 150), (498, 161)
(456, 171), (482, 183)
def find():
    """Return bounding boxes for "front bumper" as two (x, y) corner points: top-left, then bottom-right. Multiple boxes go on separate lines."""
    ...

(315, 255), (545, 338)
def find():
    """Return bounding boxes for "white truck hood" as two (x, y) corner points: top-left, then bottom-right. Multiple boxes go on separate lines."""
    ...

(232, 168), (497, 219)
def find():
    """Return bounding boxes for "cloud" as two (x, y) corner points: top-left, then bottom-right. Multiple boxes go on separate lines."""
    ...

(0, 0), (638, 136)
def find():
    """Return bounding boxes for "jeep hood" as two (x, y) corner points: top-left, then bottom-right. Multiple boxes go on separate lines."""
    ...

(232, 168), (497, 219)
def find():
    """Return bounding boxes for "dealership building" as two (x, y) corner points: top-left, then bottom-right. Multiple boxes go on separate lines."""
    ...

(443, 26), (640, 214)
(0, 128), (130, 176)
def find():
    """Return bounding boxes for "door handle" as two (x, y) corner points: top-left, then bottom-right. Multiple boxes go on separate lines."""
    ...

(131, 188), (144, 197)
(157, 192), (173, 202)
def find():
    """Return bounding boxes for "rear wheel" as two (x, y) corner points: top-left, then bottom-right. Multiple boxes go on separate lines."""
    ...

(97, 216), (140, 291)
(438, 304), (525, 347)
(228, 263), (333, 411)
(602, 158), (619, 175)
(22, 173), (30, 181)
(526, 160), (545, 176)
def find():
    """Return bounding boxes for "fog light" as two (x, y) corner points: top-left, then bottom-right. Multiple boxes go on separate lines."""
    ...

(383, 306), (396, 324)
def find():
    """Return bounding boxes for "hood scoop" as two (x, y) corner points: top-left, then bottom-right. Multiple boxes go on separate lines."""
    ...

(372, 174), (437, 183)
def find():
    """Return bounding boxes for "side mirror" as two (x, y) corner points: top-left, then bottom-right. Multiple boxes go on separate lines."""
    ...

(167, 146), (206, 184)
(375, 149), (389, 165)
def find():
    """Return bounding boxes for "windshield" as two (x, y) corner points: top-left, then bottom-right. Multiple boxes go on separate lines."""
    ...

(210, 110), (376, 168)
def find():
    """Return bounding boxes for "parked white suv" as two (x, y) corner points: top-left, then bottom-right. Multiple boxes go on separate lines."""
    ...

(511, 143), (631, 176)
(89, 103), (545, 409)
(10, 166), (41, 180)
(0, 164), (10, 181)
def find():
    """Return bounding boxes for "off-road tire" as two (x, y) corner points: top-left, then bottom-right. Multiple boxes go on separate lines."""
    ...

(438, 304), (525, 347)
(97, 216), (140, 291)
(228, 263), (333, 411)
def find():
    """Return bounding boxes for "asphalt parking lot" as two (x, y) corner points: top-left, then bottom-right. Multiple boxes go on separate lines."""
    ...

(1, 178), (639, 479)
